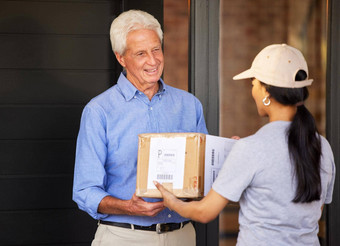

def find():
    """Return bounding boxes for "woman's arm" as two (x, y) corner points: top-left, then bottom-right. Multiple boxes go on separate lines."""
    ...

(154, 181), (229, 223)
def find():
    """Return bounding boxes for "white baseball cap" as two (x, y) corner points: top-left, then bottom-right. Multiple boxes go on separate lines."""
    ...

(233, 44), (313, 88)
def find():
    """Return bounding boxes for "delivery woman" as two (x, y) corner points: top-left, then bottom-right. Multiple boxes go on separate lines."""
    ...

(154, 44), (336, 245)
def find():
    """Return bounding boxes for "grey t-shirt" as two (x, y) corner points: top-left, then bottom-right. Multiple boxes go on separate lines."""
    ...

(212, 121), (335, 246)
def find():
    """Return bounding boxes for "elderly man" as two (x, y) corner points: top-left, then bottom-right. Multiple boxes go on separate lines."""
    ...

(73, 10), (208, 246)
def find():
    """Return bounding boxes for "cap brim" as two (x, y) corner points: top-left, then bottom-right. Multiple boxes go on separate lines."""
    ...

(233, 69), (254, 80)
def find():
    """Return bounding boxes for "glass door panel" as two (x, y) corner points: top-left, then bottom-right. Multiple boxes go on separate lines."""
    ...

(219, 0), (327, 245)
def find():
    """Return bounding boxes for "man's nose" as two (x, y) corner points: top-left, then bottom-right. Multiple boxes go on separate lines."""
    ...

(146, 53), (157, 65)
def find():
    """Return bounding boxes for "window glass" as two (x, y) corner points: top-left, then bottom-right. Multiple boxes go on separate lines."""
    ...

(219, 1), (327, 245)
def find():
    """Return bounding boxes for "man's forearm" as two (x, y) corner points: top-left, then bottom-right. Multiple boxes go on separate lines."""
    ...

(98, 195), (132, 215)
(97, 194), (165, 217)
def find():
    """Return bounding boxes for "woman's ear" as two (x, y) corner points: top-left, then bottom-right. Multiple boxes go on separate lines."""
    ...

(115, 52), (126, 68)
(262, 85), (270, 98)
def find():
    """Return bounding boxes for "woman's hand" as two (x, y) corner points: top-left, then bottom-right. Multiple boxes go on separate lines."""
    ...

(154, 181), (229, 223)
(153, 181), (179, 210)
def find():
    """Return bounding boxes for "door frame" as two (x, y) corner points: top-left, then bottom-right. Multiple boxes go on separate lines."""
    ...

(189, 0), (219, 136)
(326, 0), (340, 245)
(189, 1), (220, 246)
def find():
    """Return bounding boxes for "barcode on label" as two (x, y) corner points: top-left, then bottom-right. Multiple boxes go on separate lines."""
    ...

(157, 174), (173, 180)
(211, 149), (215, 166)
(213, 170), (217, 182)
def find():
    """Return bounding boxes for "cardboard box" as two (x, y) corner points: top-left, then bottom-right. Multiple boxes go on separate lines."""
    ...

(135, 133), (236, 198)
(136, 133), (206, 198)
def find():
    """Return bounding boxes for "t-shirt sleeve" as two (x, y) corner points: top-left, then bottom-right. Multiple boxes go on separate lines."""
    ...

(325, 161), (336, 204)
(323, 139), (336, 204)
(212, 140), (257, 202)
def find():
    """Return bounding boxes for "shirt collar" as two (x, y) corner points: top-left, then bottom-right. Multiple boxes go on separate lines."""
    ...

(116, 72), (166, 101)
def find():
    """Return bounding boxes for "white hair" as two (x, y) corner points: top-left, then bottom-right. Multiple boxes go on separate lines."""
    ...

(110, 10), (163, 55)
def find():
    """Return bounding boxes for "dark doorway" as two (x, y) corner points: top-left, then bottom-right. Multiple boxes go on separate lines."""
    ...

(0, 0), (162, 245)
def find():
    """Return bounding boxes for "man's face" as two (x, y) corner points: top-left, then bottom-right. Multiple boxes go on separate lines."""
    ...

(116, 29), (164, 91)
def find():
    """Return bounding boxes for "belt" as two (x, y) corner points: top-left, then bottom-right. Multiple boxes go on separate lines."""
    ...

(99, 220), (190, 234)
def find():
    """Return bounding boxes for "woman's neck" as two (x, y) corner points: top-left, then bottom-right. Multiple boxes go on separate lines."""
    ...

(267, 103), (297, 122)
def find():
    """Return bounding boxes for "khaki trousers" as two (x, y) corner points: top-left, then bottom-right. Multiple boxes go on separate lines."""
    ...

(91, 222), (196, 246)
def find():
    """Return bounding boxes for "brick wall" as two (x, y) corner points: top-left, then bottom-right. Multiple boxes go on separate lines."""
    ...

(163, 0), (189, 91)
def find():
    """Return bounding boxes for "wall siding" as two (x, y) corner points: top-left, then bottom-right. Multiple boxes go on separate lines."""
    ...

(0, 0), (120, 245)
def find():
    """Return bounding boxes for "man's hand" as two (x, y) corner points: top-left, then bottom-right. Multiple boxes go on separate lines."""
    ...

(127, 193), (165, 217)
(98, 193), (165, 217)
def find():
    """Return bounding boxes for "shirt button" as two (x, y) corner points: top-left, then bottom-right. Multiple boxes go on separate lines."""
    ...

(168, 214), (171, 218)
(150, 107), (153, 110)
(133, 96), (136, 99)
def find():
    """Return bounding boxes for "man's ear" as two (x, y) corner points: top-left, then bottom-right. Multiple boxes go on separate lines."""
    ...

(115, 52), (126, 67)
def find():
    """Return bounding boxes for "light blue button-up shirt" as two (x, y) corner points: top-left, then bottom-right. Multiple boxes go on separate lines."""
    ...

(73, 72), (208, 226)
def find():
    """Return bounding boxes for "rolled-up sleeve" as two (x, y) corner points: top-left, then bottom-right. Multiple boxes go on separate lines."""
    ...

(72, 104), (110, 220)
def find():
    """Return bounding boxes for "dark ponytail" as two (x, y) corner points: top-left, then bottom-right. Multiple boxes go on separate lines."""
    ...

(288, 104), (321, 202)
(262, 70), (322, 203)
